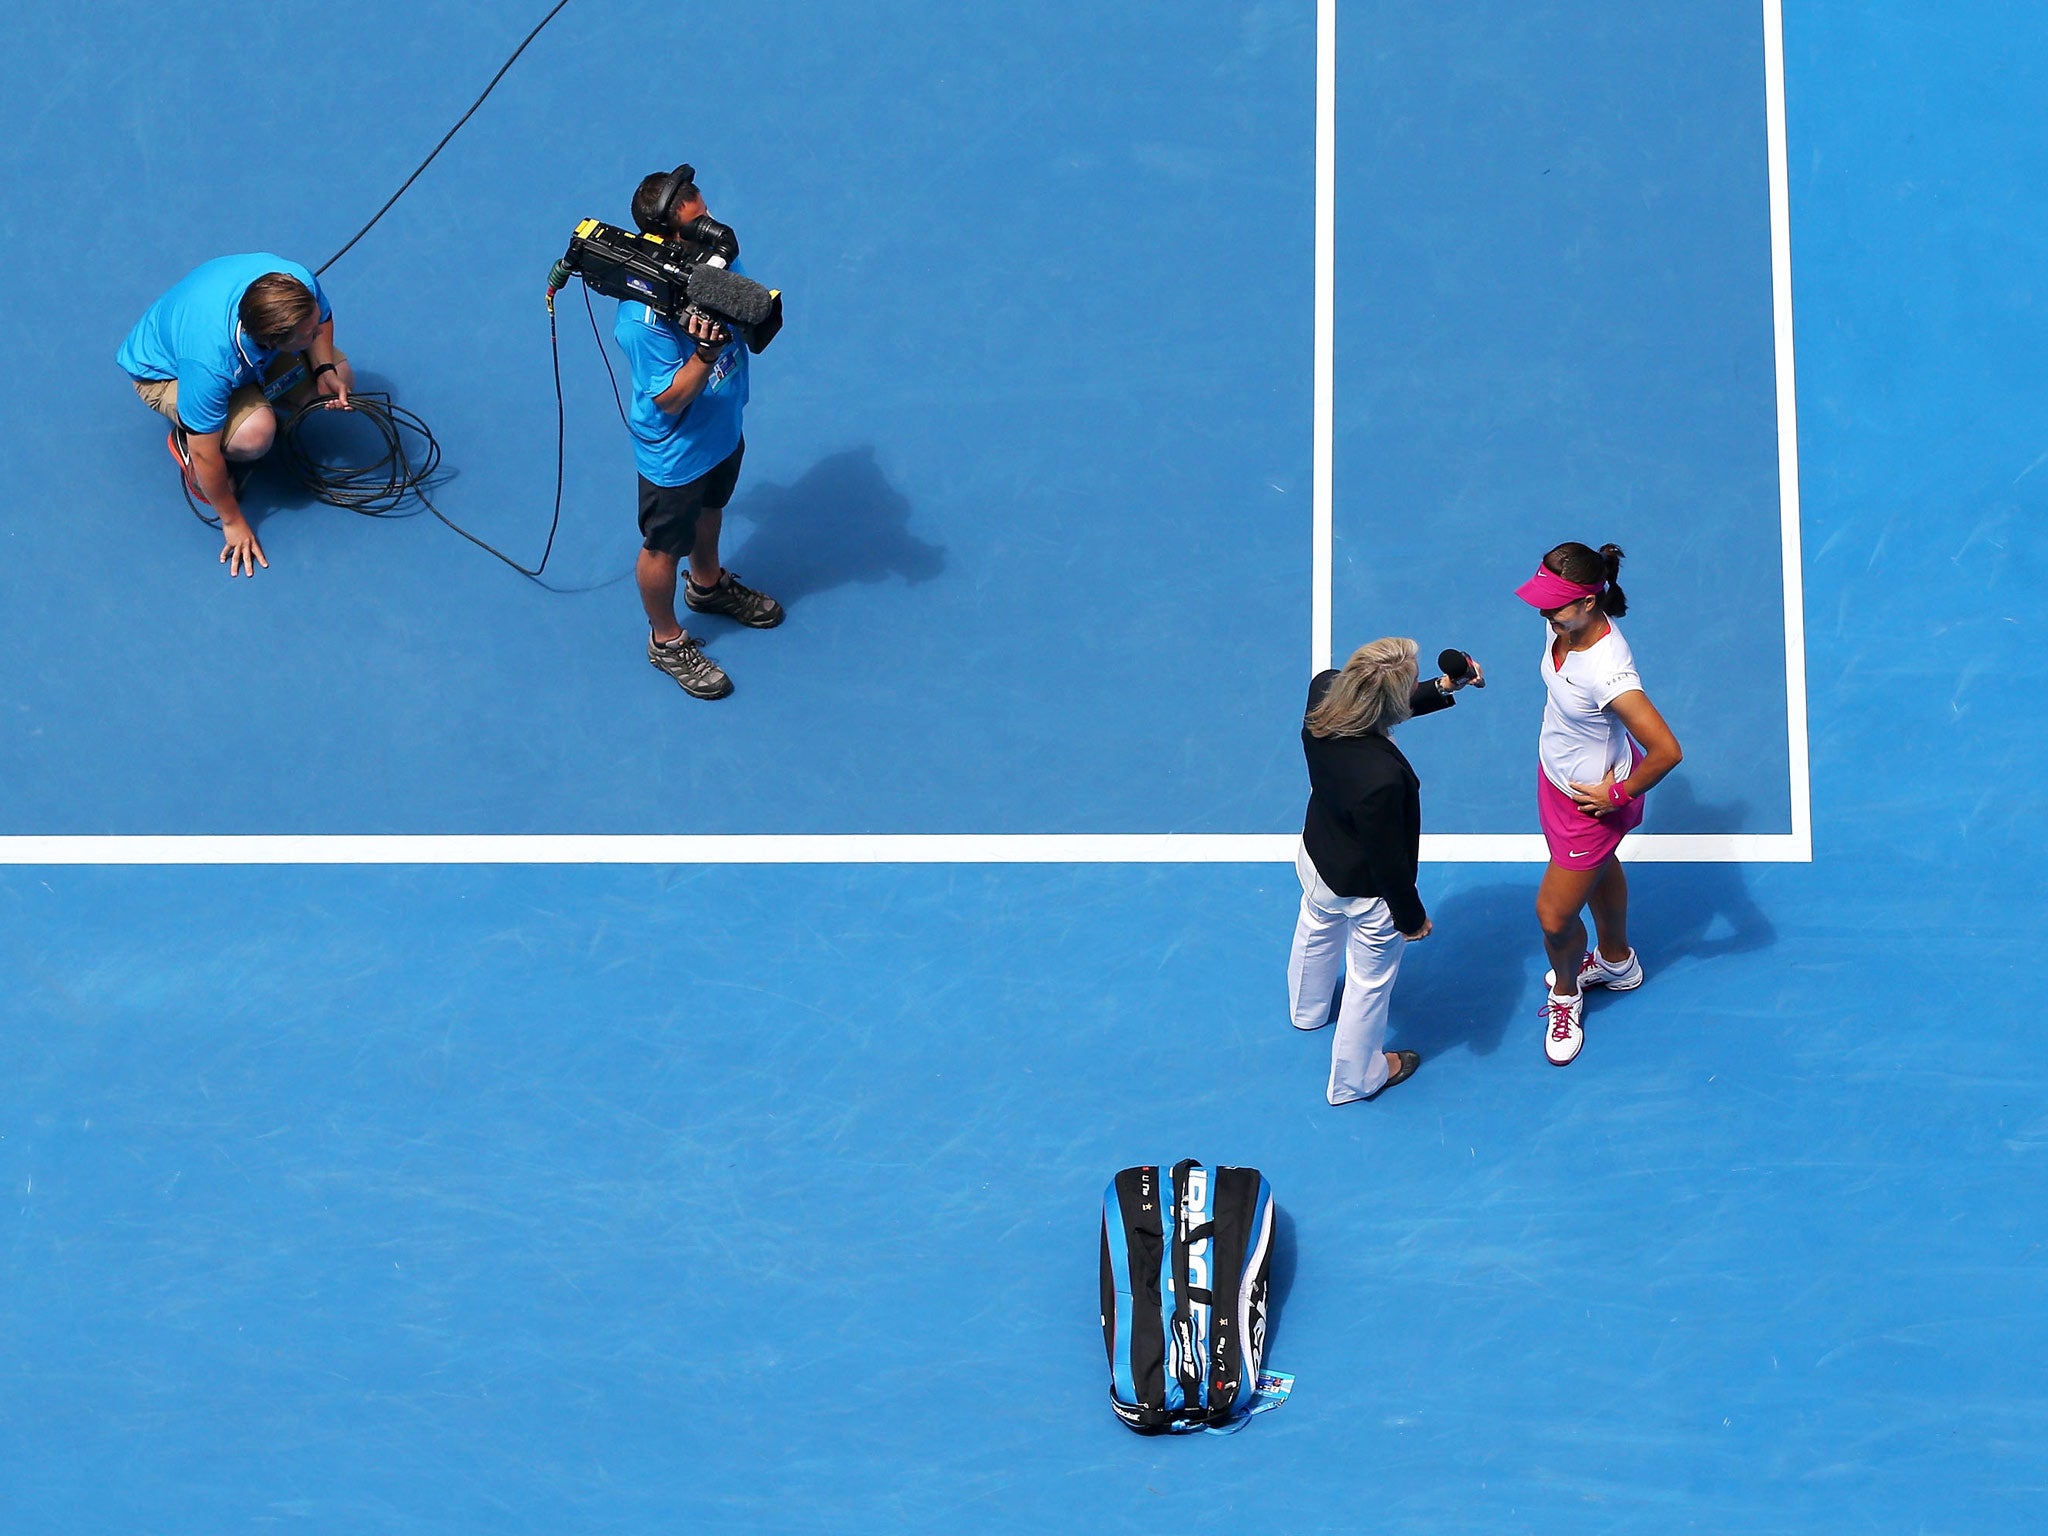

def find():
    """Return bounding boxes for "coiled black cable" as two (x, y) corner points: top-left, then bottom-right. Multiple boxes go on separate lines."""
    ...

(276, 392), (440, 517)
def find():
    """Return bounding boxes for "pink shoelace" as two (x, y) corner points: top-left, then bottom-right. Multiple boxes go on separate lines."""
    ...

(1546, 997), (1578, 1040)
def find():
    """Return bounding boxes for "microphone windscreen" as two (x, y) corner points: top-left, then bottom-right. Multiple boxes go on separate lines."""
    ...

(686, 264), (775, 326)
(1437, 648), (1470, 678)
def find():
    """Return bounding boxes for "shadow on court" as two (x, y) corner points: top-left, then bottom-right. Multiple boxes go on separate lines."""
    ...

(725, 447), (944, 605)
(1388, 882), (1536, 1060)
(228, 369), (427, 527)
(1629, 776), (1778, 975)
(1389, 780), (1777, 1057)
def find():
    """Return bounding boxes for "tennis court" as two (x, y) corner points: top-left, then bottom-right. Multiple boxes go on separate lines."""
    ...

(2, 2), (2042, 1530)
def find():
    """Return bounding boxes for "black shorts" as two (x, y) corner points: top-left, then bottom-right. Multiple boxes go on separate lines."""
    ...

(637, 438), (745, 557)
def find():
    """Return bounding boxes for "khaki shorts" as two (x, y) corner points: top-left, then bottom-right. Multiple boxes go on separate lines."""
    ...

(131, 348), (351, 442)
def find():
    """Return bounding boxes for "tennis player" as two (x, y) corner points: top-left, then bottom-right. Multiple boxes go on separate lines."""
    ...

(1517, 542), (1683, 1066)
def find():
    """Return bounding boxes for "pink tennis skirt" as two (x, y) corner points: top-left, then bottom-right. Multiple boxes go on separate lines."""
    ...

(1536, 746), (1646, 869)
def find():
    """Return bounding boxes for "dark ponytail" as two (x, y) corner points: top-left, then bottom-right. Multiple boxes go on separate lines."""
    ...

(1596, 542), (1627, 616)
(1542, 541), (1629, 616)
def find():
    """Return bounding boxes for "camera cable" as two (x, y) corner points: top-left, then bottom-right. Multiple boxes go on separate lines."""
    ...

(180, 299), (575, 584)
(315, 0), (577, 278)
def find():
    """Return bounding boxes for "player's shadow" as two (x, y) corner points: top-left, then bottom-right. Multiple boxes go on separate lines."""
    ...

(721, 447), (944, 605)
(1627, 776), (1777, 975)
(1385, 777), (1778, 1056)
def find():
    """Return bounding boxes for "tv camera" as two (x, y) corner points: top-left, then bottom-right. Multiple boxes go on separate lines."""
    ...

(547, 215), (784, 352)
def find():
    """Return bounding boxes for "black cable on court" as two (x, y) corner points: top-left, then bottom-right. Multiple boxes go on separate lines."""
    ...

(314, 0), (575, 278)
(274, 296), (568, 582)
(180, 0), (587, 582)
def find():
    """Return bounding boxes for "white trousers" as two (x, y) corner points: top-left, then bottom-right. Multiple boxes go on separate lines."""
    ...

(1288, 841), (1409, 1104)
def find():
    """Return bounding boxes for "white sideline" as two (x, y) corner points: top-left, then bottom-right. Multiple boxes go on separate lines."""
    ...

(3, 3), (1807, 870)
(1312, 0), (1337, 679)
(1762, 0), (1814, 863)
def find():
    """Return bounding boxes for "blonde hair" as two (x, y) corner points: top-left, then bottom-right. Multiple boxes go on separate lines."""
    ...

(1305, 637), (1419, 738)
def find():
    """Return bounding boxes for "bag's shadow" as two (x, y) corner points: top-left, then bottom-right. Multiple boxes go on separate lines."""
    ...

(1384, 776), (1778, 1058)
(721, 447), (944, 606)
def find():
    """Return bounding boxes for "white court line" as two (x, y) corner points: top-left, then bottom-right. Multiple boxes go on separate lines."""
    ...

(0, 833), (1812, 866)
(0, 3), (1806, 871)
(1762, 0), (1815, 863)
(1312, 0), (1337, 678)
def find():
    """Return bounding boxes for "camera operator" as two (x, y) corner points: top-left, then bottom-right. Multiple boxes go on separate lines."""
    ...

(613, 166), (784, 700)
(118, 254), (355, 576)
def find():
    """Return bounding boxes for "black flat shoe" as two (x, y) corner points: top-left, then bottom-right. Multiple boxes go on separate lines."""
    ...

(1361, 1051), (1420, 1100)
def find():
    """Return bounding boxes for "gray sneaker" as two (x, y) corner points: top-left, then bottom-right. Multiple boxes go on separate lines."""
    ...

(684, 569), (785, 628)
(647, 631), (732, 698)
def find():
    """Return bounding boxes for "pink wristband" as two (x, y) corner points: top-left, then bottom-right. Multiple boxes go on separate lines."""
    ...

(1607, 781), (1633, 807)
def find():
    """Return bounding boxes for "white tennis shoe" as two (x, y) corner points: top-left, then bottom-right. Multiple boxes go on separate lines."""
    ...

(1544, 946), (1644, 994)
(1542, 991), (1585, 1066)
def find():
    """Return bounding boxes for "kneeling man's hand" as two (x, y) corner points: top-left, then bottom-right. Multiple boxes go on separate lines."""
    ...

(220, 519), (268, 577)
(315, 367), (351, 411)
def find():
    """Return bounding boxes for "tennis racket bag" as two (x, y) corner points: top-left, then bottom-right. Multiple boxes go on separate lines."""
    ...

(1099, 1160), (1274, 1433)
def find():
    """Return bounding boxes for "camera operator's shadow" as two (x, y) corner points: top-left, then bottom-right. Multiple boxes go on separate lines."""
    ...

(721, 447), (943, 606)
(231, 448), (316, 524)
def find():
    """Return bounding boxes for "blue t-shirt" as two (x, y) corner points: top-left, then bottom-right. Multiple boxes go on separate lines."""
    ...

(117, 254), (332, 434)
(612, 284), (750, 488)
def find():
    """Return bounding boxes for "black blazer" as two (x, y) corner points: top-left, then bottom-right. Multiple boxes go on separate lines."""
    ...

(1298, 673), (1453, 933)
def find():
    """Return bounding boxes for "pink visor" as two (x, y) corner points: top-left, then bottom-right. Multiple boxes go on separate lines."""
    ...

(1514, 567), (1604, 610)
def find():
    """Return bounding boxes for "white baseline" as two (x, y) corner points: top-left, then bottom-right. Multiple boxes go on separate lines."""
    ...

(0, 833), (1805, 866)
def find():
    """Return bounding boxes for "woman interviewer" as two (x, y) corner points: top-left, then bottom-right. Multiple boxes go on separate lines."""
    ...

(1289, 638), (1482, 1104)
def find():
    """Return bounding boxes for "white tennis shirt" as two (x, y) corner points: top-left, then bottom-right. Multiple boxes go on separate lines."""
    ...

(1538, 620), (1643, 795)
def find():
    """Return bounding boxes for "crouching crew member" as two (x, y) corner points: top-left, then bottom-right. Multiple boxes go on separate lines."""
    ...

(118, 254), (354, 576)
(614, 165), (784, 700)
(1289, 638), (1484, 1104)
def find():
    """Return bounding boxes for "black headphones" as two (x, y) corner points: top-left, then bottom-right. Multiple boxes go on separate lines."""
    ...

(636, 162), (697, 235)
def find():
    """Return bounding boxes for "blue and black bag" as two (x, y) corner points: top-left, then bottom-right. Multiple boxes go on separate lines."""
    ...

(1099, 1160), (1274, 1433)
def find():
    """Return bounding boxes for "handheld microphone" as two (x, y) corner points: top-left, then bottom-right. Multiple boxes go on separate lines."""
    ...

(1438, 648), (1485, 687)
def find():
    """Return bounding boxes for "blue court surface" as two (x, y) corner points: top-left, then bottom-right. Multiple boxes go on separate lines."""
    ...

(3, 2), (2046, 1531)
